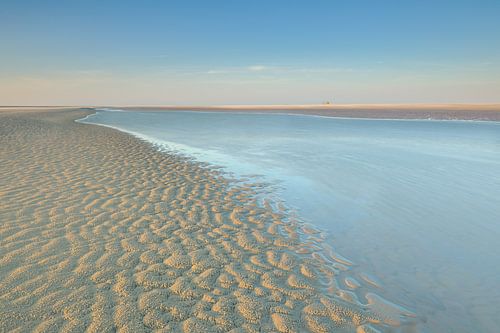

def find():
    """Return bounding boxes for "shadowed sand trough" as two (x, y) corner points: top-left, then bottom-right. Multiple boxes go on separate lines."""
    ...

(0, 109), (413, 332)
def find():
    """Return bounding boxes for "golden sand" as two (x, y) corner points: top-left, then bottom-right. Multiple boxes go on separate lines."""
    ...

(0, 109), (410, 332)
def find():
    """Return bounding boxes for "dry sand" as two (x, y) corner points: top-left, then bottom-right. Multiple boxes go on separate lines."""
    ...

(0, 109), (413, 332)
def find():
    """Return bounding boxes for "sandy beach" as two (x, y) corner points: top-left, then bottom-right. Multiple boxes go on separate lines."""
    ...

(0, 109), (413, 332)
(3, 1), (499, 331)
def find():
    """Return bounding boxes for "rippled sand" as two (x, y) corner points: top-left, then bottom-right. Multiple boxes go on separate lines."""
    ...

(0, 109), (413, 332)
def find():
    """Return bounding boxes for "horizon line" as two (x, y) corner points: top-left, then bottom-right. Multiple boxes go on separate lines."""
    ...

(2, 103), (500, 111)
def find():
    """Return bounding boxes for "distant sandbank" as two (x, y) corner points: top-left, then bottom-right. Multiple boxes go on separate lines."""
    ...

(3, 104), (500, 120)
(112, 104), (500, 121)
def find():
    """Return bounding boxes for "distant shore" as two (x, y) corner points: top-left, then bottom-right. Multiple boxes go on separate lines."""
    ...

(118, 104), (500, 121)
(2, 104), (500, 120)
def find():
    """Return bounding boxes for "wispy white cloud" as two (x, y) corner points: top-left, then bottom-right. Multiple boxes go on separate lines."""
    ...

(206, 69), (233, 75)
(204, 65), (269, 75)
(248, 65), (268, 72)
(200, 65), (357, 77)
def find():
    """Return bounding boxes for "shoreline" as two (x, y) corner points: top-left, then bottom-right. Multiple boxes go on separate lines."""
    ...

(0, 108), (412, 332)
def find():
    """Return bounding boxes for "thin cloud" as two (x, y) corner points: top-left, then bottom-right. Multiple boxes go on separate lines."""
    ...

(195, 65), (372, 76)
(248, 65), (268, 72)
(206, 69), (233, 75)
(204, 66), (269, 75)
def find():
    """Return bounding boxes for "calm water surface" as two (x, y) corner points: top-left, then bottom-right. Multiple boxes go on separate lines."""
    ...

(80, 110), (500, 332)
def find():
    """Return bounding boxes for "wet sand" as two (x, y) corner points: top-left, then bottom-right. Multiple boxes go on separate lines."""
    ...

(0, 109), (413, 332)
(117, 104), (500, 121)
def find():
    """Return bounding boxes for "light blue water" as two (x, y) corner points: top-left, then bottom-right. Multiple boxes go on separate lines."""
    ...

(79, 110), (500, 332)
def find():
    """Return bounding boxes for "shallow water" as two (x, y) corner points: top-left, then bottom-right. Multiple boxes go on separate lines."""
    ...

(80, 109), (500, 332)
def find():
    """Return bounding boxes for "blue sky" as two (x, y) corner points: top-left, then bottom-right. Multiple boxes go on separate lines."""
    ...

(1, 0), (499, 105)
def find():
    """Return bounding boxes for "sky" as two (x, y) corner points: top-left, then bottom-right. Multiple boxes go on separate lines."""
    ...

(1, 0), (499, 105)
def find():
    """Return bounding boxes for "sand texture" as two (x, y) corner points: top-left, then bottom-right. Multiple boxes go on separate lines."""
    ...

(0, 109), (412, 332)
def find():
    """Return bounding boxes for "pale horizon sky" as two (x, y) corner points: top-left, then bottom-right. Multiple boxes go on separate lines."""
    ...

(1, 0), (500, 105)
